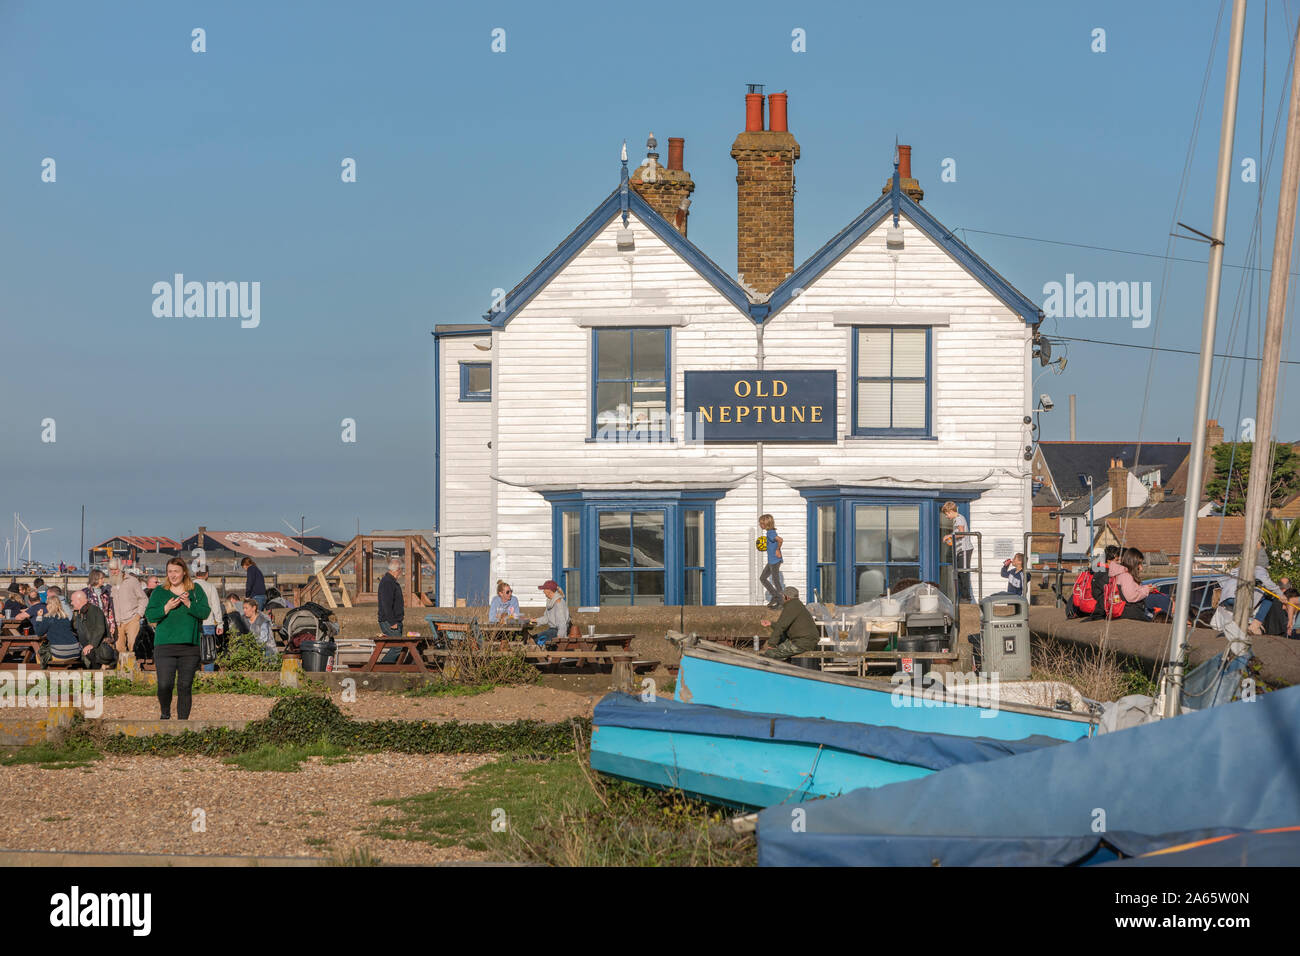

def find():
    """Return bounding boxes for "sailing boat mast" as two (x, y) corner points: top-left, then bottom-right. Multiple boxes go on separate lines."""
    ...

(1163, 0), (1249, 719)
(1232, 15), (1300, 640)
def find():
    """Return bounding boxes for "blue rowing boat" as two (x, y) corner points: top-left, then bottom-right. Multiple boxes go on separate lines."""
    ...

(590, 639), (1095, 809)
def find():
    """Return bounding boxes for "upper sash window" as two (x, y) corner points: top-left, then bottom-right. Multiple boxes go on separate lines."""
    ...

(592, 328), (669, 440)
(852, 327), (930, 436)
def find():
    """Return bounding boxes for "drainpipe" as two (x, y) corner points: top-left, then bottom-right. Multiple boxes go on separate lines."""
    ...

(755, 321), (766, 605)
(432, 331), (441, 606)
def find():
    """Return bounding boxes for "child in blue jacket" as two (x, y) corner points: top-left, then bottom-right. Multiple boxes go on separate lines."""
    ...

(1000, 553), (1026, 596)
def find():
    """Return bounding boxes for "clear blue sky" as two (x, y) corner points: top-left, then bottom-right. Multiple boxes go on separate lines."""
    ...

(3, 0), (1298, 563)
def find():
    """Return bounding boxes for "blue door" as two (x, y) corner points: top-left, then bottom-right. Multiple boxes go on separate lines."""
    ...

(454, 551), (490, 607)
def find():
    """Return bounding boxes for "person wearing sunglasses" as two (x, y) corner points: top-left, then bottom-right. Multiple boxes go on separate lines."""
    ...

(488, 580), (521, 624)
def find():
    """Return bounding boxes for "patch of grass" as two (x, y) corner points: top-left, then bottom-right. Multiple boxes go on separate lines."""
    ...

(303, 837), (329, 848)
(40, 816), (71, 823)
(370, 729), (755, 866)
(1, 737), (102, 770)
(1031, 639), (1142, 702)
(222, 737), (351, 772)
(85, 695), (583, 759)
(103, 673), (305, 697)
(327, 848), (381, 866)
(402, 681), (494, 699)
(370, 753), (598, 851)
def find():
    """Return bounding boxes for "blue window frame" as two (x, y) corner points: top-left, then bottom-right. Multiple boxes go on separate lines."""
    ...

(591, 328), (670, 440)
(459, 362), (491, 401)
(852, 327), (931, 437)
(544, 490), (721, 605)
(802, 489), (975, 604)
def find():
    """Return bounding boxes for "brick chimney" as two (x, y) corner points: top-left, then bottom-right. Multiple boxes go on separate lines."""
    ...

(1206, 418), (1224, 448)
(732, 87), (799, 297)
(630, 133), (695, 237)
(1148, 484), (1165, 505)
(880, 144), (924, 202)
(1108, 459), (1128, 513)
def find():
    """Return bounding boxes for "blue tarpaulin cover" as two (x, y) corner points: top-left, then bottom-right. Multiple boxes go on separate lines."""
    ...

(757, 685), (1300, 866)
(1103, 827), (1300, 866)
(593, 693), (1065, 773)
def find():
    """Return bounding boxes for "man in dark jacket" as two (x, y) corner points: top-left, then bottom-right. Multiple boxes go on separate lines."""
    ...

(760, 587), (821, 661)
(378, 558), (404, 637)
(241, 557), (268, 610)
(70, 588), (116, 667)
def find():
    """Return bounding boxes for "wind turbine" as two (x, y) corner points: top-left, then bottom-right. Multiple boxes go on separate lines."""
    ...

(15, 515), (51, 567)
(282, 517), (320, 556)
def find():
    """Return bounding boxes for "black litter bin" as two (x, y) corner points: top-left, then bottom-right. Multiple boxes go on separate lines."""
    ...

(299, 639), (337, 672)
(896, 635), (932, 680)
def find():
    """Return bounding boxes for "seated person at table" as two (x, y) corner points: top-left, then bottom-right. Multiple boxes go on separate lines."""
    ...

(223, 593), (249, 635)
(1283, 588), (1300, 639)
(489, 580), (521, 624)
(70, 588), (117, 668)
(12, 587), (47, 634)
(760, 587), (821, 661)
(529, 581), (568, 647)
(4, 583), (26, 617)
(1108, 548), (1172, 621)
(30, 595), (84, 667)
(243, 599), (278, 661)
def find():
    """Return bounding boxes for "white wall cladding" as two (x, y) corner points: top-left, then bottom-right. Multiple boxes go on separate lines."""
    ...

(445, 207), (1032, 605)
(439, 334), (494, 604)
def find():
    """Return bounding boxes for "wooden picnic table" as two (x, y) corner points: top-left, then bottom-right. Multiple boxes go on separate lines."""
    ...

(0, 636), (41, 669)
(540, 632), (635, 669)
(435, 619), (531, 644)
(361, 638), (427, 673)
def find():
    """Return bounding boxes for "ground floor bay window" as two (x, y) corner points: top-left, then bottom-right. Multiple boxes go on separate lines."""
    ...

(545, 491), (722, 606)
(802, 489), (976, 605)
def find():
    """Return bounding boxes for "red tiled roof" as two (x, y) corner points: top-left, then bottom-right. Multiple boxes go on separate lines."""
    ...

(191, 531), (320, 557)
(95, 536), (181, 552)
(1100, 515), (1247, 558)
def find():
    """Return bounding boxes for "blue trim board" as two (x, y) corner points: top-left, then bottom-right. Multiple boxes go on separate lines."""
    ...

(459, 362), (491, 401)
(485, 189), (753, 327)
(542, 489), (726, 606)
(850, 326), (932, 438)
(473, 162), (1039, 332)
(589, 328), (671, 440)
(432, 332), (440, 605)
(764, 193), (1041, 324)
(799, 489), (978, 603)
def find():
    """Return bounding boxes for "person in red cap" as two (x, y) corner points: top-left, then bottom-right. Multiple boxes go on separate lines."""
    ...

(529, 580), (569, 647)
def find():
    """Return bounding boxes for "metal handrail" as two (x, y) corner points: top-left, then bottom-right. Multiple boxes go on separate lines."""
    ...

(951, 530), (982, 605)
(1023, 531), (1066, 607)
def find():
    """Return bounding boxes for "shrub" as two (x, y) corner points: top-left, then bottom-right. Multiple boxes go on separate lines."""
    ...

(217, 631), (281, 672)
(78, 694), (584, 760)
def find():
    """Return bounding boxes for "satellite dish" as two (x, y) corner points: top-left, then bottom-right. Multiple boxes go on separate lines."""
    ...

(1037, 338), (1053, 366)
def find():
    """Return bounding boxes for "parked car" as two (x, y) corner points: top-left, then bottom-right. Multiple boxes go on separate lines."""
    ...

(1145, 574), (1221, 627)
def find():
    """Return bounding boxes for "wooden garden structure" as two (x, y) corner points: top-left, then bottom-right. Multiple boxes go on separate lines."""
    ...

(299, 531), (436, 609)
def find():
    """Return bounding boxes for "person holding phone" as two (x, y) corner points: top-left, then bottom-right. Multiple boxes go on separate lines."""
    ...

(144, 557), (209, 719)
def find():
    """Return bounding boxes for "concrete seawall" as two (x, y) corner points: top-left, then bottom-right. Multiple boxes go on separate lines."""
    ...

(1028, 607), (1300, 687)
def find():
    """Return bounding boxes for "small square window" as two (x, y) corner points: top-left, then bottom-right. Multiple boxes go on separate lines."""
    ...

(460, 362), (491, 401)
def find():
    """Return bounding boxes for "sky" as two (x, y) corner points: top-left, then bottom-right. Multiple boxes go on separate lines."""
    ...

(3, 0), (1299, 564)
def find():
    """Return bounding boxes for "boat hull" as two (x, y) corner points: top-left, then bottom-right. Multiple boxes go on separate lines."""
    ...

(674, 640), (1094, 743)
(590, 691), (1072, 811)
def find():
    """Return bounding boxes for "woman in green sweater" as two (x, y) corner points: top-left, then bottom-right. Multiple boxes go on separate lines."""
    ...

(145, 557), (209, 719)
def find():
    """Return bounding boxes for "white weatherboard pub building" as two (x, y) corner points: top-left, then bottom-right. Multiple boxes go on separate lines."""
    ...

(433, 94), (1041, 609)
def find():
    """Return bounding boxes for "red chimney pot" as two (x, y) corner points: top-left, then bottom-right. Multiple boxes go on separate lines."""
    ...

(745, 93), (764, 132)
(667, 137), (684, 171)
(898, 144), (912, 180)
(768, 92), (788, 132)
